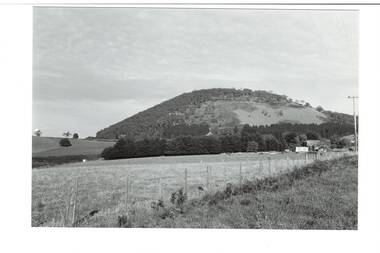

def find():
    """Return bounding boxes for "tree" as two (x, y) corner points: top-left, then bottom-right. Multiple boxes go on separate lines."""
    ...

(305, 102), (311, 107)
(34, 129), (42, 137)
(62, 131), (72, 138)
(316, 106), (324, 112)
(246, 141), (258, 152)
(283, 132), (300, 145)
(298, 134), (307, 142)
(73, 133), (79, 139)
(306, 132), (320, 140)
(59, 138), (72, 147)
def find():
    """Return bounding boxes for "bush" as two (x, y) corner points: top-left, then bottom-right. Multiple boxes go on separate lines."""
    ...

(316, 106), (324, 112)
(247, 141), (258, 152)
(306, 132), (320, 140)
(59, 138), (72, 147)
(73, 133), (79, 139)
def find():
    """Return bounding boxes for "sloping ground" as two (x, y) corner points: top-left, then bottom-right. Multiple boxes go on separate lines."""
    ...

(190, 100), (327, 130)
(32, 136), (115, 157)
(155, 155), (357, 229)
(96, 88), (349, 140)
(101, 155), (356, 229)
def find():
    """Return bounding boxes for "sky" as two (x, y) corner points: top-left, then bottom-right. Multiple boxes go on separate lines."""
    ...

(33, 7), (358, 138)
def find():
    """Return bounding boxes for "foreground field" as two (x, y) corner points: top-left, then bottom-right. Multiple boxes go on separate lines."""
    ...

(32, 151), (353, 227)
(150, 155), (358, 229)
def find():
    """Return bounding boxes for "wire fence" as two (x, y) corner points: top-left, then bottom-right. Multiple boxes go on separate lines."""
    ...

(58, 150), (355, 226)
(120, 150), (355, 202)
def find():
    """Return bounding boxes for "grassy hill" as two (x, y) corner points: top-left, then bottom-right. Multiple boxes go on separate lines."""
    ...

(32, 136), (115, 157)
(96, 88), (353, 140)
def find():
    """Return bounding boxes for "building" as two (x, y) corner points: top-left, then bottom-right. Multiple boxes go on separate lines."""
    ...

(295, 146), (308, 153)
(305, 139), (331, 151)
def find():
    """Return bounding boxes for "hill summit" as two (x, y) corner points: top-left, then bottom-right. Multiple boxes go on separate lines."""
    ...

(96, 88), (352, 140)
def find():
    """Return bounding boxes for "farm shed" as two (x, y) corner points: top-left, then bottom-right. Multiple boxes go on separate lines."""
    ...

(295, 146), (308, 153)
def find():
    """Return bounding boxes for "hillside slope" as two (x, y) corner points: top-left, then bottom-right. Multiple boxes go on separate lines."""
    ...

(96, 88), (353, 140)
(32, 136), (115, 157)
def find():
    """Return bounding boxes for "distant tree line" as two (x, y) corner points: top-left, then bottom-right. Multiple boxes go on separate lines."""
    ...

(101, 122), (355, 160)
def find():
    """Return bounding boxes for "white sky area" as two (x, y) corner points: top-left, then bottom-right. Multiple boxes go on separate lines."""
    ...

(33, 8), (358, 138)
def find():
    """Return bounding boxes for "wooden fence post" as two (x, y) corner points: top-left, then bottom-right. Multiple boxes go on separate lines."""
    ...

(158, 177), (162, 200)
(239, 163), (242, 185)
(64, 187), (73, 227)
(71, 177), (79, 227)
(125, 175), (129, 211)
(184, 168), (188, 195)
(206, 166), (210, 192)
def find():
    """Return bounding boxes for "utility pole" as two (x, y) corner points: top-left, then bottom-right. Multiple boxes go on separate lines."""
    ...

(348, 96), (358, 152)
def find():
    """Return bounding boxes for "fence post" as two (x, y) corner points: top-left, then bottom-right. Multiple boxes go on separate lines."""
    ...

(239, 163), (242, 185)
(64, 187), (73, 227)
(125, 175), (130, 211)
(158, 177), (162, 200)
(71, 177), (79, 227)
(184, 168), (188, 195)
(206, 166), (210, 192)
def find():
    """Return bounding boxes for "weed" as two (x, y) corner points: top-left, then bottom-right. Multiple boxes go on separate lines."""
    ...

(240, 199), (251, 206)
(117, 214), (132, 228)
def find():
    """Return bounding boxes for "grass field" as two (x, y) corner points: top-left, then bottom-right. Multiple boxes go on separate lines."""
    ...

(32, 136), (115, 168)
(32, 151), (353, 227)
(32, 136), (115, 157)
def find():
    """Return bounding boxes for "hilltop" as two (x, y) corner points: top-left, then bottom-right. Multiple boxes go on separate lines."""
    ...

(96, 88), (353, 140)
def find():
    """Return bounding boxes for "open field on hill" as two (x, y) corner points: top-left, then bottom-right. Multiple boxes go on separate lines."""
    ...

(32, 151), (353, 227)
(32, 136), (115, 157)
(32, 136), (116, 168)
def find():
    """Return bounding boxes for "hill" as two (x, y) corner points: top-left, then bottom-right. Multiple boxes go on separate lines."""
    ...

(32, 136), (115, 158)
(96, 88), (353, 140)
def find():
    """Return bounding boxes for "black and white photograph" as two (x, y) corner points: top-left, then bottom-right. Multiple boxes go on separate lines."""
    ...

(31, 6), (359, 229)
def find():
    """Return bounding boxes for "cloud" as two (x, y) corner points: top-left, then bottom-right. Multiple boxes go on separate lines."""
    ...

(33, 8), (358, 136)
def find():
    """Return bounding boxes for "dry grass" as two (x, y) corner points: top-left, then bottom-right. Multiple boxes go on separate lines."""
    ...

(32, 151), (352, 227)
(142, 155), (358, 229)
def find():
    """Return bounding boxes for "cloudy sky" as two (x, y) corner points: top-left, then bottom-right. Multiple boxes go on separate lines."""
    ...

(33, 7), (358, 138)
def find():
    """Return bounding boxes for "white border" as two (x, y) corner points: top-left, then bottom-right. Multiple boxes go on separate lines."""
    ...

(0, 3), (379, 253)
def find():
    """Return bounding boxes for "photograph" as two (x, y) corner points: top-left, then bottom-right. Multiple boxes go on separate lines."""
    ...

(32, 6), (358, 229)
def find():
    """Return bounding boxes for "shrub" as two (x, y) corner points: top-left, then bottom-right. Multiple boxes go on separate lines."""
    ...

(306, 132), (320, 140)
(240, 199), (251, 206)
(316, 106), (324, 112)
(247, 141), (258, 152)
(59, 138), (72, 147)
(117, 215), (132, 227)
(170, 188), (187, 213)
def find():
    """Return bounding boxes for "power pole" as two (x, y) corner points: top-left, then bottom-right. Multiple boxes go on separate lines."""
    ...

(347, 96), (358, 152)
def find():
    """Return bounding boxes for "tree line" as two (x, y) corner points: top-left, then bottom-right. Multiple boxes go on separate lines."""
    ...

(101, 122), (354, 160)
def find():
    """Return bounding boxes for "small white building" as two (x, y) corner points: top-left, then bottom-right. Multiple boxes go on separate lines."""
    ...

(295, 146), (308, 153)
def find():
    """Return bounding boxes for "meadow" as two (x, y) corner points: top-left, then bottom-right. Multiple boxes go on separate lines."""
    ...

(32, 151), (352, 227)
(32, 136), (115, 157)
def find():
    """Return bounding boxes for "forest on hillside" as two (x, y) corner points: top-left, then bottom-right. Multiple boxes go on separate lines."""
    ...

(101, 122), (354, 160)
(96, 88), (353, 140)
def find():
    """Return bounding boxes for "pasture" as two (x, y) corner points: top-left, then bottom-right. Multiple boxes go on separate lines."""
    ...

(32, 136), (115, 157)
(32, 151), (352, 227)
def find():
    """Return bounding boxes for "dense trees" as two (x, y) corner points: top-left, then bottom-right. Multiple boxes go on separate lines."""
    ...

(163, 123), (209, 138)
(101, 122), (355, 160)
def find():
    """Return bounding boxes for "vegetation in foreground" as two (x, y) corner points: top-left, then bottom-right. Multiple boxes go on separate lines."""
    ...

(51, 155), (356, 229)
(115, 155), (357, 229)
